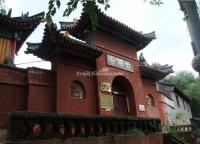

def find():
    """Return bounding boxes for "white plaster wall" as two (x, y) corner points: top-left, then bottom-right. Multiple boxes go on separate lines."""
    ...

(161, 92), (192, 125)
(170, 92), (192, 125)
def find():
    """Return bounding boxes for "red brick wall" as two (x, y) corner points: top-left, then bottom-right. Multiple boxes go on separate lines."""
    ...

(53, 57), (98, 115)
(27, 68), (55, 113)
(0, 84), (27, 128)
(94, 31), (147, 117)
(0, 66), (55, 128)
(94, 31), (137, 60)
(141, 78), (163, 121)
(28, 85), (55, 112)
(0, 66), (27, 128)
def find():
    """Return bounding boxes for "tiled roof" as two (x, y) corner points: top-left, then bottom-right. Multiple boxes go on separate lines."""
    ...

(59, 5), (156, 51)
(140, 64), (173, 81)
(0, 12), (45, 52)
(157, 82), (191, 102)
(25, 23), (103, 61)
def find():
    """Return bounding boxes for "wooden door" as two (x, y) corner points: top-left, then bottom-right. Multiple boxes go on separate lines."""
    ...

(113, 94), (128, 116)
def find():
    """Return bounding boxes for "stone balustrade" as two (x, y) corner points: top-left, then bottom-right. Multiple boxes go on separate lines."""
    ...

(6, 112), (161, 142)
(170, 125), (192, 133)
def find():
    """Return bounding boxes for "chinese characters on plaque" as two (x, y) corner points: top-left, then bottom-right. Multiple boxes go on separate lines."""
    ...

(100, 82), (111, 93)
(100, 82), (113, 109)
(107, 54), (133, 72)
(100, 94), (114, 109)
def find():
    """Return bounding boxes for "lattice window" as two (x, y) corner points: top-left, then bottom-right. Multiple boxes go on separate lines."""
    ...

(70, 80), (85, 99)
(146, 94), (155, 107)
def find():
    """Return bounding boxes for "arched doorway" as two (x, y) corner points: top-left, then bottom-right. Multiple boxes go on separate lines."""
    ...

(112, 76), (136, 116)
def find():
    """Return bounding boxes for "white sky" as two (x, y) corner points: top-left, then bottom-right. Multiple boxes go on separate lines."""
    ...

(5, 0), (197, 75)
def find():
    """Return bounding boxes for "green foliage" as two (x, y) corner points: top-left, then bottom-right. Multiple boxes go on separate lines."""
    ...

(46, 0), (110, 28)
(46, 0), (164, 28)
(46, 0), (61, 22)
(127, 128), (144, 135)
(185, 80), (200, 97)
(82, 1), (99, 30)
(169, 126), (178, 137)
(189, 97), (200, 117)
(175, 112), (184, 120)
(63, 0), (79, 17)
(164, 71), (200, 117)
(0, 1), (6, 15)
(164, 71), (196, 90)
(0, 8), (6, 15)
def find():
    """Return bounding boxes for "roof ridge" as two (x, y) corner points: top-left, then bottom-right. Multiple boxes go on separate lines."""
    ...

(59, 4), (156, 39)
(26, 22), (103, 60)
(0, 11), (45, 20)
(94, 5), (156, 39)
(47, 23), (100, 49)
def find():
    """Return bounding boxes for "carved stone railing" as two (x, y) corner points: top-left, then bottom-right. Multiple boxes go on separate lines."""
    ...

(7, 112), (161, 142)
(170, 125), (192, 133)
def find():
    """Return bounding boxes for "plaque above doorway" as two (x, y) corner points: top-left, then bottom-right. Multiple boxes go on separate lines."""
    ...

(107, 54), (133, 72)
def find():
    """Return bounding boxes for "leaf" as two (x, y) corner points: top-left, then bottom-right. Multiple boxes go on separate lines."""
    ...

(51, 7), (56, 16)
(63, 8), (73, 17)
(48, 3), (54, 10)
(45, 12), (52, 22)
(48, 0), (55, 5)
(67, 0), (75, 6)
(63, 9), (68, 16)
(105, 4), (110, 10)
(97, 0), (105, 4)
(63, 0), (79, 17)
(72, 0), (79, 9)
(67, 8), (73, 16)
(56, 0), (61, 9)
(83, 1), (98, 30)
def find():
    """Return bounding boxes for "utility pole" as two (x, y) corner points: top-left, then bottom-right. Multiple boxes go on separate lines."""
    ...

(178, 0), (200, 75)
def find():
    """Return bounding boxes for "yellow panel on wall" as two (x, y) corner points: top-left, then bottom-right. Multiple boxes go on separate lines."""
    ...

(2, 39), (6, 63)
(5, 39), (11, 60)
(0, 38), (11, 64)
(100, 94), (114, 109)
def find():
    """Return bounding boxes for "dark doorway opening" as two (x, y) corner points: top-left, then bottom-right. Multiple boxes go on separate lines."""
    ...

(112, 76), (136, 116)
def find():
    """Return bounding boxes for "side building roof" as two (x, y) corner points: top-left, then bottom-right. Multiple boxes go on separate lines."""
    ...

(59, 4), (156, 51)
(0, 12), (45, 53)
(157, 82), (191, 102)
(25, 23), (103, 61)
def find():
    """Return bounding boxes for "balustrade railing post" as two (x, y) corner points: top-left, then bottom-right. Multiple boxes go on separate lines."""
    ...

(95, 122), (102, 136)
(143, 120), (148, 134)
(79, 122), (86, 137)
(89, 122), (95, 136)
(105, 122), (110, 135)
(7, 112), (162, 142)
(120, 122), (125, 134)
